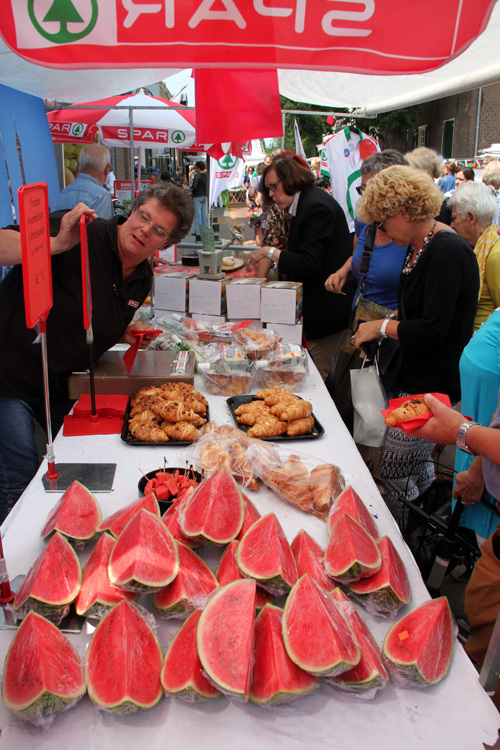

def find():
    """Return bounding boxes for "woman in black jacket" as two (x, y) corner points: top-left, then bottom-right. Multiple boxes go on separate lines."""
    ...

(248, 155), (354, 378)
(351, 165), (480, 526)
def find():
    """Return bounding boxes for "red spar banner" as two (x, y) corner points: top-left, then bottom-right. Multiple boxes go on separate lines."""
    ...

(0, 0), (496, 75)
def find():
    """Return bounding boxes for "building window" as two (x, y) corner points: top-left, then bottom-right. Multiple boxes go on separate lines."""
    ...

(442, 119), (454, 158)
(418, 126), (428, 147)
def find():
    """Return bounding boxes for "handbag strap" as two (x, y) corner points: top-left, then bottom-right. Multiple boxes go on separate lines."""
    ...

(358, 222), (377, 296)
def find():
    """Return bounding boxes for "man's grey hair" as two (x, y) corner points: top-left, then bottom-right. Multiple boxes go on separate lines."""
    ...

(482, 160), (500, 189)
(451, 181), (498, 225)
(78, 144), (111, 173)
(361, 149), (409, 176)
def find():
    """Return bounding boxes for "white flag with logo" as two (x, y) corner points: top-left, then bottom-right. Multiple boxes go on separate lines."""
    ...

(209, 155), (244, 207)
(294, 118), (307, 162)
(323, 127), (380, 232)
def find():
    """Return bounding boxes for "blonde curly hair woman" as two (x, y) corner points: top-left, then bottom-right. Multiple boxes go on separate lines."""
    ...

(351, 166), (480, 528)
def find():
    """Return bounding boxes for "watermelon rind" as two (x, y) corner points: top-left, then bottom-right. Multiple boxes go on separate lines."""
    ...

(179, 468), (245, 545)
(348, 536), (411, 616)
(161, 491), (200, 549)
(282, 574), (361, 677)
(250, 604), (319, 705)
(13, 532), (82, 625)
(383, 597), (455, 686)
(324, 513), (382, 583)
(2, 611), (85, 722)
(216, 540), (273, 609)
(236, 494), (262, 541)
(108, 509), (179, 593)
(75, 532), (138, 618)
(236, 513), (298, 596)
(86, 601), (163, 713)
(161, 610), (222, 701)
(97, 492), (160, 538)
(153, 543), (218, 618)
(40, 480), (101, 546)
(197, 579), (256, 701)
(327, 588), (389, 696)
(327, 485), (379, 538)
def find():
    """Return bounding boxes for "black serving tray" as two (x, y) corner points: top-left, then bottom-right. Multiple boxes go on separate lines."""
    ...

(226, 394), (324, 441)
(121, 401), (209, 446)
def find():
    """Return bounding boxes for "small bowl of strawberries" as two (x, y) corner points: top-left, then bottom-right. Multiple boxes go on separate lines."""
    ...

(138, 466), (203, 509)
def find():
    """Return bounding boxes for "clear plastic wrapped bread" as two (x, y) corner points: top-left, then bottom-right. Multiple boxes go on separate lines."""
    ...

(231, 324), (281, 360)
(197, 346), (255, 396)
(245, 443), (345, 519)
(254, 344), (309, 391)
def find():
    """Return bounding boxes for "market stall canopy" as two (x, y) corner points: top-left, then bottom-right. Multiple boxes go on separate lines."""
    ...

(47, 92), (196, 149)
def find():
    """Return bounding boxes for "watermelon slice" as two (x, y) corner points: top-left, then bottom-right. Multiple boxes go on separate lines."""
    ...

(161, 610), (222, 701)
(180, 468), (245, 545)
(197, 579), (256, 701)
(327, 485), (379, 538)
(97, 492), (160, 538)
(282, 574), (360, 677)
(324, 513), (382, 583)
(161, 489), (200, 549)
(237, 513), (298, 596)
(14, 532), (82, 624)
(1, 611), (85, 722)
(86, 600), (163, 712)
(40, 480), (101, 545)
(153, 543), (218, 618)
(250, 604), (319, 705)
(108, 509), (179, 593)
(348, 536), (412, 615)
(291, 529), (334, 591)
(75, 532), (137, 618)
(328, 588), (389, 695)
(216, 540), (273, 609)
(383, 597), (455, 686)
(236, 494), (262, 541)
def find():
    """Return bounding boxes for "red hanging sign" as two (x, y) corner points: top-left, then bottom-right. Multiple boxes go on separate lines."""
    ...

(18, 182), (52, 329)
(0, 1), (496, 75)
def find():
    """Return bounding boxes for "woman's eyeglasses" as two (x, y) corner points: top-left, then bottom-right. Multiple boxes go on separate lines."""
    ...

(266, 180), (282, 194)
(134, 208), (172, 242)
(356, 185), (365, 195)
(374, 219), (387, 231)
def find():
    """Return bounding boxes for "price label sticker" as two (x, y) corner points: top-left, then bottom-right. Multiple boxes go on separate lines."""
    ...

(19, 183), (52, 329)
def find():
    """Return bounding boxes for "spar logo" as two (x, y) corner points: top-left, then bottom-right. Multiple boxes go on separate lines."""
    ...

(28, 0), (98, 44)
(50, 122), (86, 138)
(217, 154), (237, 169)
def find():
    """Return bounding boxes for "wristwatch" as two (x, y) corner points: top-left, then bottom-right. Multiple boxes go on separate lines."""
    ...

(379, 318), (391, 339)
(456, 420), (480, 455)
(267, 248), (275, 261)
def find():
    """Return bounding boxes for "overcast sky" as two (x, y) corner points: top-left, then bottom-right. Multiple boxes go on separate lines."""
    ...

(164, 69), (195, 105)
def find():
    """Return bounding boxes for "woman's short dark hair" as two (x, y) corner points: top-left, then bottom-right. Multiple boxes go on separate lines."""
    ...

(459, 166), (475, 181)
(262, 157), (314, 199)
(134, 184), (194, 245)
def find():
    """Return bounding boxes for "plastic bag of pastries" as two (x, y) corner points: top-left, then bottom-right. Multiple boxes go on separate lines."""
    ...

(254, 344), (309, 392)
(231, 324), (281, 360)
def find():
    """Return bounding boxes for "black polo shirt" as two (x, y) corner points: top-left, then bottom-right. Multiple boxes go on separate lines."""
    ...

(0, 214), (152, 402)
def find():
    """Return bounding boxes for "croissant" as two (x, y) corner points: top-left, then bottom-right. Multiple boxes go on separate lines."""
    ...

(384, 398), (431, 427)
(234, 401), (269, 416)
(262, 389), (298, 406)
(269, 397), (300, 417)
(151, 399), (201, 423)
(286, 415), (314, 437)
(200, 442), (232, 474)
(309, 464), (344, 513)
(232, 442), (259, 490)
(129, 409), (158, 424)
(129, 421), (168, 442)
(279, 401), (313, 421)
(236, 405), (272, 426)
(266, 455), (314, 510)
(247, 417), (287, 438)
(129, 395), (163, 417)
(161, 421), (199, 442)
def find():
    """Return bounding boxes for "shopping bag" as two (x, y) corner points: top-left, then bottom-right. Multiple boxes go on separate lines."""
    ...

(350, 359), (388, 447)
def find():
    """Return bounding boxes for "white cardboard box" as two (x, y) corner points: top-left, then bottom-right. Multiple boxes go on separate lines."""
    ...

(266, 321), (304, 346)
(260, 281), (303, 325)
(189, 278), (227, 316)
(226, 278), (264, 320)
(190, 312), (226, 325)
(154, 272), (190, 313)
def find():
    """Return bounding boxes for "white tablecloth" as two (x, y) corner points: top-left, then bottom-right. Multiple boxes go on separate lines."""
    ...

(1, 365), (498, 749)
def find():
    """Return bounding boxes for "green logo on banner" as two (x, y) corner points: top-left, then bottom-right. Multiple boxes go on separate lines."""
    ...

(72, 123), (84, 136)
(218, 154), (237, 169)
(172, 131), (186, 144)
(28, 0), (98, 44)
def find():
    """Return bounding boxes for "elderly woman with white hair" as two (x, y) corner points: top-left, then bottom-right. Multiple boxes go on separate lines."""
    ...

(481, 159), (500, 225)
(450, 181), (500, 330)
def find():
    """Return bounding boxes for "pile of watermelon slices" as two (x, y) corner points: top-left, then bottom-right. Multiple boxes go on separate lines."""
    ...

(2, 469), (457, 722)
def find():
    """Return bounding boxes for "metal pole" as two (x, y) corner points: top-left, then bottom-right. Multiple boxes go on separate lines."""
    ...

(40, 323), (58, 480)
(474, 88), (482, 158)
(129, 107), (135, 207)
(281, 113), (286, 151)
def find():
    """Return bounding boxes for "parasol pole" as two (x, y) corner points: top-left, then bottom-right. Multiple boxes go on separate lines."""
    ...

(129, 106), (135, 208)
(40, 318), (58, 481)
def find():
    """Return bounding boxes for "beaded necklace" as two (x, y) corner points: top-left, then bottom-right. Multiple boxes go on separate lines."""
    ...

(401, 222), (436, 275)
